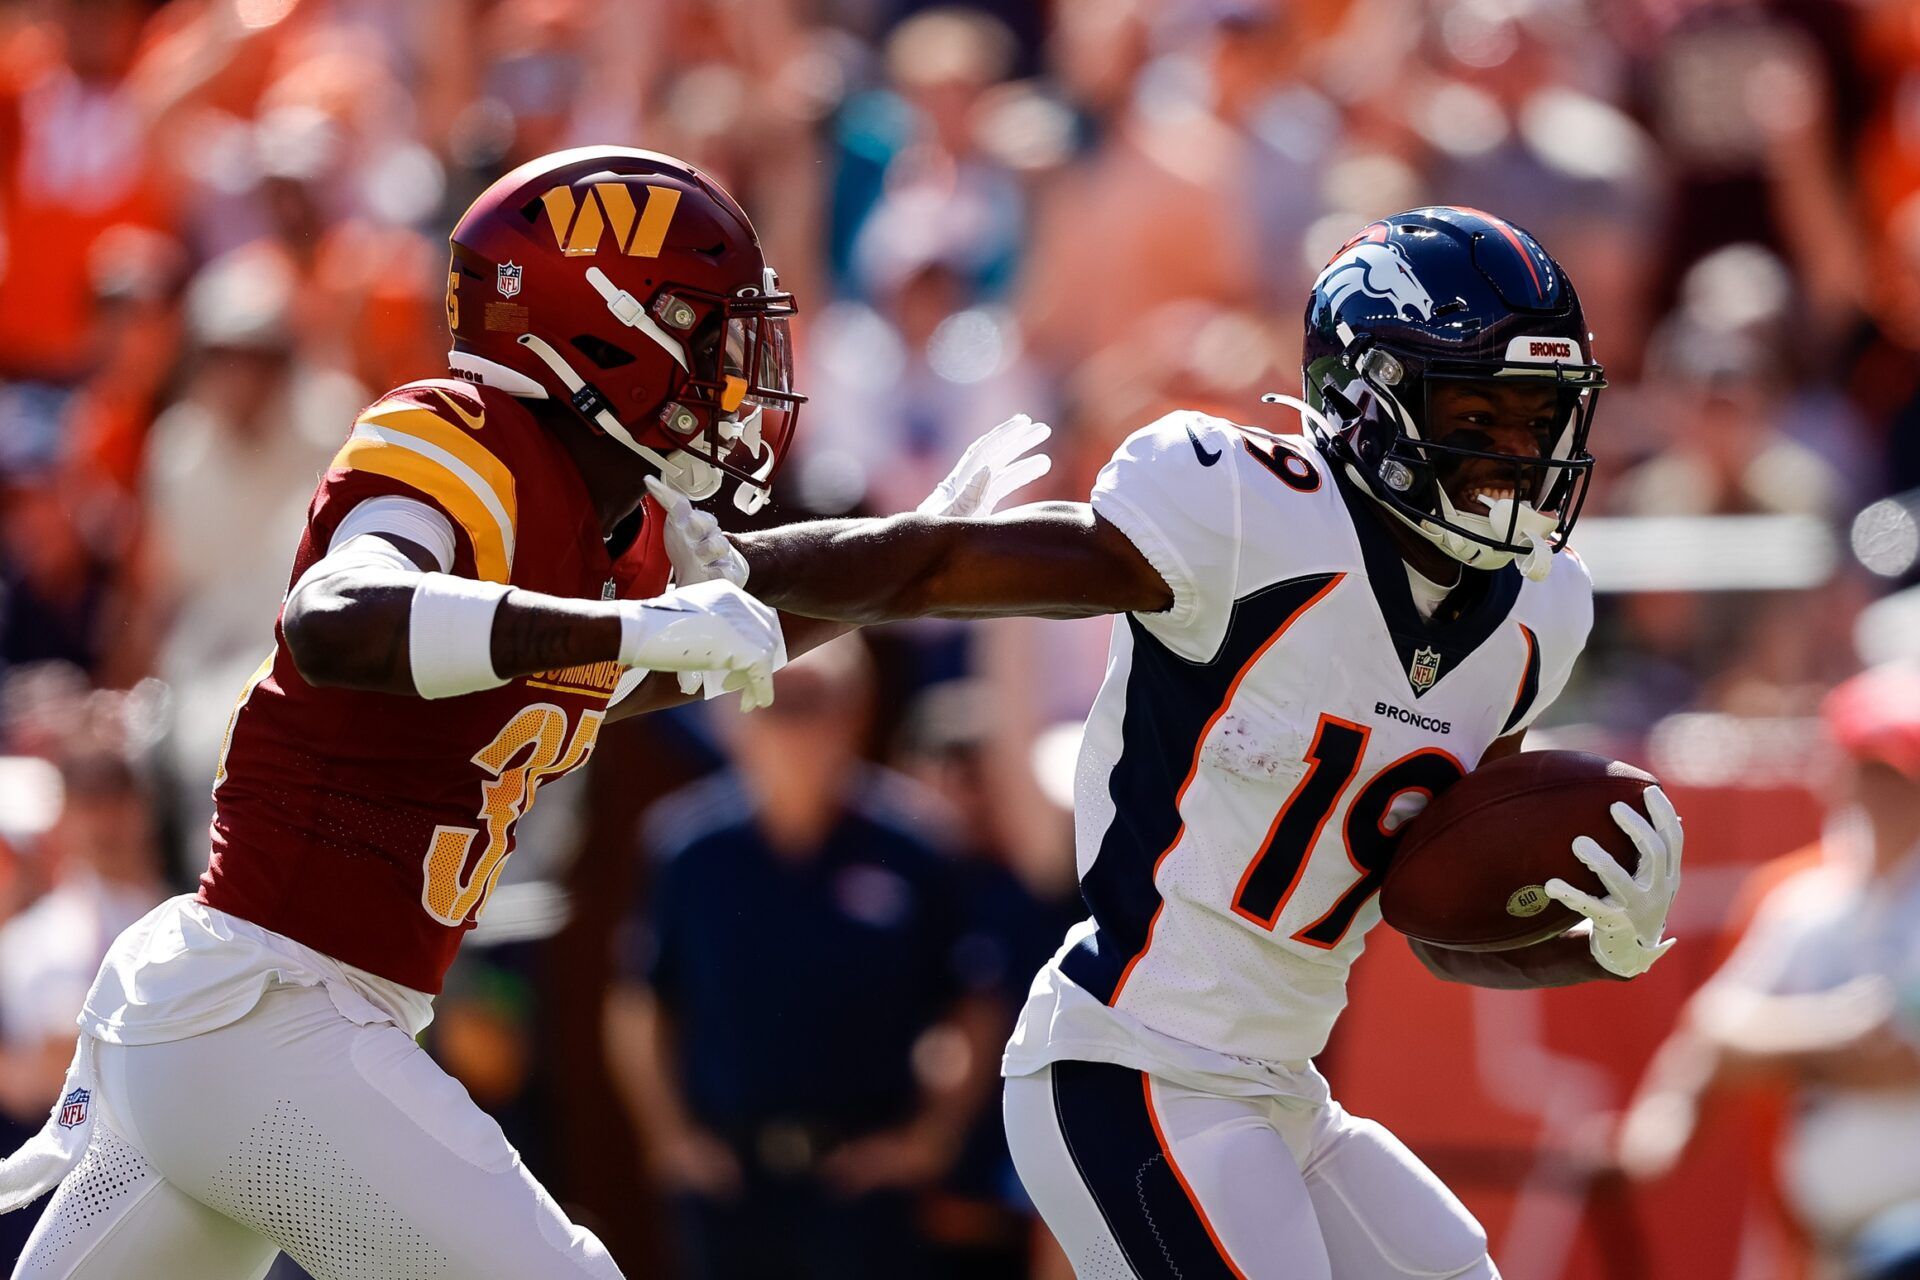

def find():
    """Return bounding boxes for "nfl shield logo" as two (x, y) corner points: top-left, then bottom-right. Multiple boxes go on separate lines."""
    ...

(496, 261), (522, 298)
(57, 1087), (89, 1130)
(1408, 647), (1443, 693)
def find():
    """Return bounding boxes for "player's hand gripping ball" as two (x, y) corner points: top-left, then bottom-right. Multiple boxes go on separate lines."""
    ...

(1381, 751), (1682, 974)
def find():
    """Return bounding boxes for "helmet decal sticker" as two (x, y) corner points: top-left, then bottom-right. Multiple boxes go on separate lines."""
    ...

(495, 261), (521, 298)
(538, 184), (682, 258)
(1315, 242), (1436, 323)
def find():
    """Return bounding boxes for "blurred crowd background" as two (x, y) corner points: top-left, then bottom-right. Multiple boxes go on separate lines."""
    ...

(4, 0), (1920, 1276)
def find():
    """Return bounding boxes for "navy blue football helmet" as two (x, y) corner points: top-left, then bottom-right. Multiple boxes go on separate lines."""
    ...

(1283, 206), (1605, 577)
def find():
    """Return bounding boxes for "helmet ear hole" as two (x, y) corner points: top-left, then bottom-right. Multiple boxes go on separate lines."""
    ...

(571, 335), (635, 369)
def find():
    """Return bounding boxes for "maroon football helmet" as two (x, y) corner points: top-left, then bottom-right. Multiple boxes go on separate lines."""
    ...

(445, 147), (801, 511)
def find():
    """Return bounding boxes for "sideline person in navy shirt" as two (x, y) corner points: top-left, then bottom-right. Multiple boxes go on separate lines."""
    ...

(605, 639), (1004, 1280)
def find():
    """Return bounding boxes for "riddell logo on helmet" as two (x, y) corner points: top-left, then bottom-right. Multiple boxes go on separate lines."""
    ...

(539, 183), (682, 258)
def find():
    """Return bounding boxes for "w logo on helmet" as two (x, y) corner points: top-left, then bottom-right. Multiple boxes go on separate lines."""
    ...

(1317, 242), (1436, 323)
(539, 183), (682, 258)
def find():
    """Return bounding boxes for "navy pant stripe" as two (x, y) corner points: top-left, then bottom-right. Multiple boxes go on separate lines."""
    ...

(1049, 1061), (1243, 1280)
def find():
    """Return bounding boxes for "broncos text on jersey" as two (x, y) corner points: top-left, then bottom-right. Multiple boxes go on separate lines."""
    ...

(1003, 409), (1592, 1095)
(198, 380), (670, 994)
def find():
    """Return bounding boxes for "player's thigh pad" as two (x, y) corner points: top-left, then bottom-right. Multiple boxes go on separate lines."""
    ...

(12, 1109), (277, 1280)
(1005, 1062), (1334, 1280)
(1291, 1102), (1496, 1280)
(97, 983), (620, 1280)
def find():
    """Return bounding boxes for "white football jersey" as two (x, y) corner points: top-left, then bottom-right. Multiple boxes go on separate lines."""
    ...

(1003, 410), (1592, 1096)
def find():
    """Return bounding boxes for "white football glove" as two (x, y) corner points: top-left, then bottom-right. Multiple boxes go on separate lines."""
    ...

(616, 578), (786, 712)
(642, 474), (764, 703)
(918, 413), (1052, 518)
(646, 474), (749, 589)
(1545, 786), (1683, 978)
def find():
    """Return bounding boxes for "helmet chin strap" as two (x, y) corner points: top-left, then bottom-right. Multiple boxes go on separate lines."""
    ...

(516, 332), (737, 503)
(1428, 494), (1559, 581)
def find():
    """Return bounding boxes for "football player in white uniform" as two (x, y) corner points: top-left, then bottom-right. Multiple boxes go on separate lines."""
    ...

(653, 207), (1683, 1279)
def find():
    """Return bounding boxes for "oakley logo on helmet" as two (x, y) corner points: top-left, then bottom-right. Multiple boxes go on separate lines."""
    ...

(1316, 243), (1436, 323)
(539, 183), (682, 258)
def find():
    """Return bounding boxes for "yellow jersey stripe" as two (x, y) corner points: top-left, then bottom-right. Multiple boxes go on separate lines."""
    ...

(330, 435), (514, 582)
(358, 404), (518, 529)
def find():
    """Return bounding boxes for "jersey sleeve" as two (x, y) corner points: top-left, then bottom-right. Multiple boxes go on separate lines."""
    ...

(1507, 550), (1594, 735)
(310, 389), (520, 584)
(1090, 411), (1243, 662)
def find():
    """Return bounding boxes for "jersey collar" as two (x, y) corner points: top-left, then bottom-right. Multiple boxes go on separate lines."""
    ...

(1334, 469), (1522, 698)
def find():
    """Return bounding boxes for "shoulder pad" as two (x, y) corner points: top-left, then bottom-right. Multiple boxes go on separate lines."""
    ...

(331, 380), (525, 582)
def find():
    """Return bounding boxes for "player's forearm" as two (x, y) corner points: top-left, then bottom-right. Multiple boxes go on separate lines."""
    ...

(910, 997), (1007, 1151)
(736, 502), (1168, 622)
(736, 513), (976, 623)
(604, 989), (703, 1147)
(1409, 933), (1627, 989)
(284, 570), (622, 695)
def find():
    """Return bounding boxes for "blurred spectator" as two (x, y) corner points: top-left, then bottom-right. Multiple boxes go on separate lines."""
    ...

(605, 639), (1003, 1280)
(830, 7), (1024, 297)
(1616, 251), (1847, 521)
(1625, 0), (1867, 344)
(0, 465), (124, 679)
(0, 0), (173, 387)
(1018, 3), (1261, 365)
(133, 242), (365, 844)
(0, 676), (163, 1126)
(1618, 664), (1920, 1279)
(799, 249), (1051, 515)
(891, 679), (1080, 1275)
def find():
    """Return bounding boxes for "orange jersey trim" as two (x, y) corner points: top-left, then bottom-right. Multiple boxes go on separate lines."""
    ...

(1109, 572), (1346, 1004)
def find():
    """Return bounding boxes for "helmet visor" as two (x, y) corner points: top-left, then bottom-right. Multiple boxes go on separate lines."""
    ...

(679, 288), (805, 499)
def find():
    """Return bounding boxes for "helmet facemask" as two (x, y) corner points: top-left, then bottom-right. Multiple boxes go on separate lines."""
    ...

(656, 273), (802, 514)
(1315, 343), (1601, 580)
(518, 265), (803, 514)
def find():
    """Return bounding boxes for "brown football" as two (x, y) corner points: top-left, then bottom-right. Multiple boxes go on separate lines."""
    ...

(1379, 750), (1658, 952)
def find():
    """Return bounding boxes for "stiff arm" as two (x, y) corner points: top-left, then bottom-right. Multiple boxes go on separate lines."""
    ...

(738, 503), (1623, 988)
(736, 501), (1174, 623)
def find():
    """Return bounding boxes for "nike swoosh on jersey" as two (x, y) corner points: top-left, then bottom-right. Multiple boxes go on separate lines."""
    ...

(1187, 425), (1221, 466)
(432, 389), (486, 432)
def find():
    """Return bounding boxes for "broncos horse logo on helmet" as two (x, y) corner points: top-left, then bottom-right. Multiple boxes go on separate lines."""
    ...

(1275, 206), (1606, 580)
(1318, 241), (1437, 323)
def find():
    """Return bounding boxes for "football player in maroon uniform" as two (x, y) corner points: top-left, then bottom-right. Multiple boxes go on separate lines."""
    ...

(0, 148), (816, 1280)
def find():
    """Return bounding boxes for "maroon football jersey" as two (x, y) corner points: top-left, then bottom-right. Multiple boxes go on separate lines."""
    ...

(198, 379), (670, 993)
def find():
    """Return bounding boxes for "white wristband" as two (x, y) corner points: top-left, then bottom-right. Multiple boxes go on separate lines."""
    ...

(410, 574), (513, 699)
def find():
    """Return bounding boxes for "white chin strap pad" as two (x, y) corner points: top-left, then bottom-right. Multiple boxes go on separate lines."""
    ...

(514, 332), (777, 510)
(1429, 497), (1558, 581)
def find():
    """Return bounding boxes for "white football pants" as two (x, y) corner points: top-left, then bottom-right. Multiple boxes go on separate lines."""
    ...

(1005, 1061), (1499, 1280)
(12, 983), (620, 1280)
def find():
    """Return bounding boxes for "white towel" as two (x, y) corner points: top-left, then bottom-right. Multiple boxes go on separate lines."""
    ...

(0, 1035), (95, 1213)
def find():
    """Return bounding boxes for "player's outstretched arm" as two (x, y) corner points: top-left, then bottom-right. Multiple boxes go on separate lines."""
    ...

(282, 533), (783, 704)
(737, 502), (1174, 623)
(672, 410), (1167, 623)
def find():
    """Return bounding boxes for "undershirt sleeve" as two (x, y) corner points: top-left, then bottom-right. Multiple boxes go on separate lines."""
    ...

(326, 495), (459, 571)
